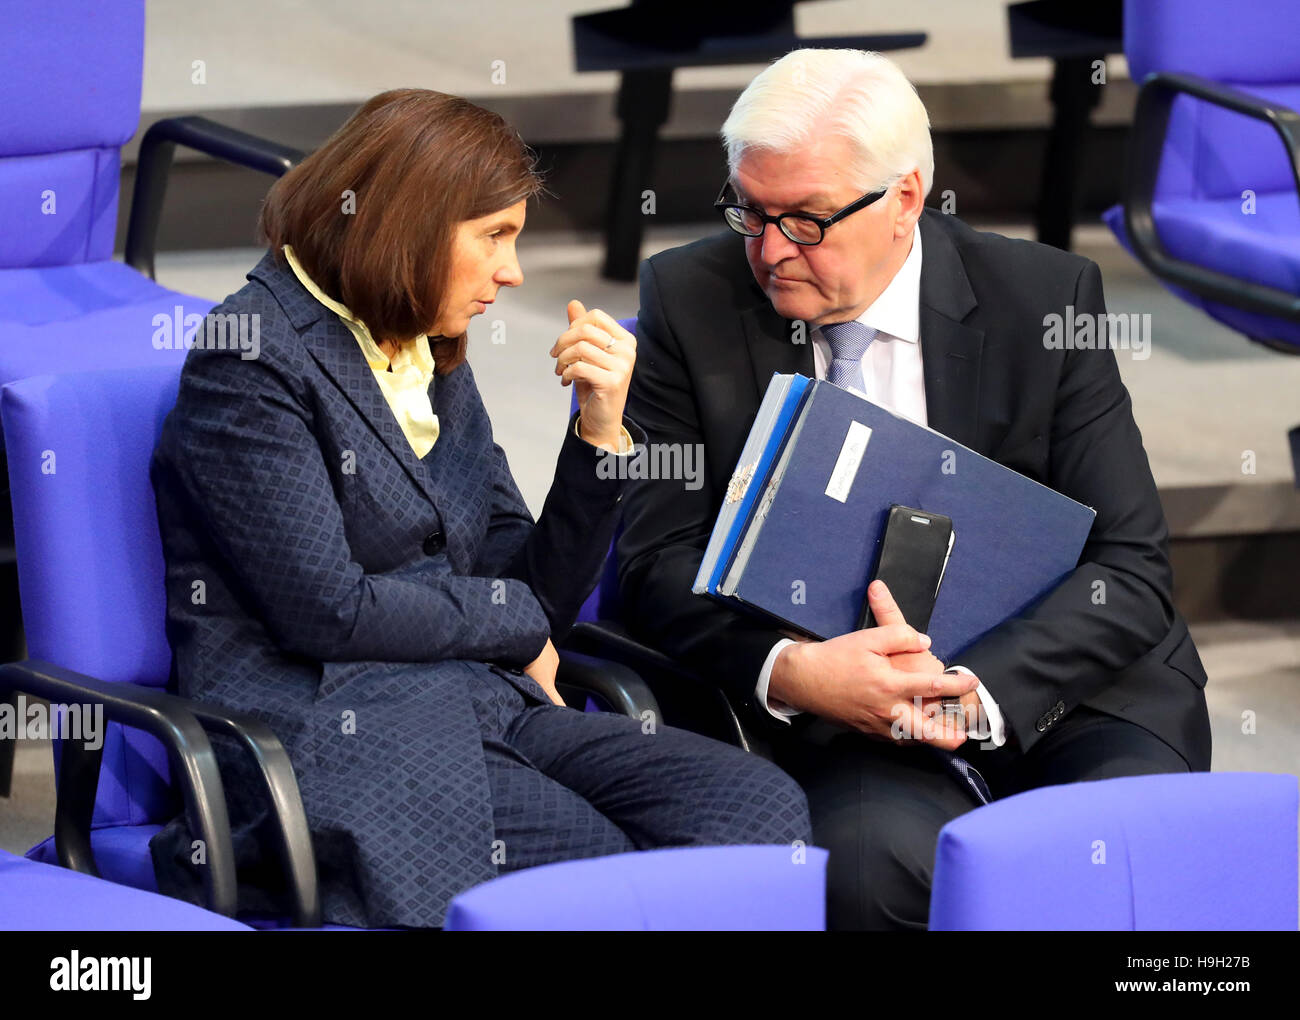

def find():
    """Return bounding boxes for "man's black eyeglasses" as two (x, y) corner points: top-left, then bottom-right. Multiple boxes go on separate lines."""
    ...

(714, 180), (890, 246)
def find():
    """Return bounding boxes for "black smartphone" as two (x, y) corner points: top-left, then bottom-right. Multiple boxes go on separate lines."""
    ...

(858, 505), (955, 631)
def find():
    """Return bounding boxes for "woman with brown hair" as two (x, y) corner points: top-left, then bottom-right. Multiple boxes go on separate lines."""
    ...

(147, 89), (810, 928)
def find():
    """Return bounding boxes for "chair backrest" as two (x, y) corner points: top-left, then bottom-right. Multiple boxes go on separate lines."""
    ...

(930, 771), (1299, 930)
(1125, 0), (1300, 202)
(574, 316), (638, 624)
(0, 1), (144, 269)
(2, 365), (183, 827)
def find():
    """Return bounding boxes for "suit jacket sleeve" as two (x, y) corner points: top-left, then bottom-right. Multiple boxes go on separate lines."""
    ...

(156, 346), (553, 667)
(616, 257), (791, 720)
(471, 404), (646, 641)
(955, 259), (1177, 751)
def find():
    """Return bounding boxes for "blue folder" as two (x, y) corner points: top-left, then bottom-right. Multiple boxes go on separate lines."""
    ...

(698, 375), (1096, 662)
(692, 373), (811, 596)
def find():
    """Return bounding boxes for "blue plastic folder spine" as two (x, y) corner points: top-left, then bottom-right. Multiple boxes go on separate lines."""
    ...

(692, 375), (791, 595)
(696, 373), (811, 595)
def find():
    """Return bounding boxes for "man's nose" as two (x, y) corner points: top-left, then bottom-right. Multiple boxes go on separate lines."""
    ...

(760, 221), (800, 266)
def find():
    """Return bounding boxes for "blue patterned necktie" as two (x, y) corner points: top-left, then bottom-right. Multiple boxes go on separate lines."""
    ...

(936, 748), (993, 805)
(820, 320), (878, 394)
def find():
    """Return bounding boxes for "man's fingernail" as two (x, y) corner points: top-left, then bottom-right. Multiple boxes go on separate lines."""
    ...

(870, 580), (885, 595)
(943, 668), (960, 675)
(919, 633), (932, 648)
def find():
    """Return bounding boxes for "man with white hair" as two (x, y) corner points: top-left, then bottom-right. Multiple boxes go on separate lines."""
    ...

(616, 49), (1210, 930)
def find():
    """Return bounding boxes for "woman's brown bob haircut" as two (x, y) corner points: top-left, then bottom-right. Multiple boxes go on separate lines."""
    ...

(259, 88), (544, 374)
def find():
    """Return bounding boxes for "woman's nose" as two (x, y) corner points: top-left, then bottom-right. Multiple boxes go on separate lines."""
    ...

(497, 253), (524, 287)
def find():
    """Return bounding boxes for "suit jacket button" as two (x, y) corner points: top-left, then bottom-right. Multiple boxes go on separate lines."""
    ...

(1036, 718), (1048, 732)
(422, 530), (445, 555)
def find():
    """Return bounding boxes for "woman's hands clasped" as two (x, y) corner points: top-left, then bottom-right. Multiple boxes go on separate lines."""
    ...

(549, 300), (636, 452)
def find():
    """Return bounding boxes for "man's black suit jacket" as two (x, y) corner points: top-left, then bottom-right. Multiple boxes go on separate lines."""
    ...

(617, 209), (1211, 770)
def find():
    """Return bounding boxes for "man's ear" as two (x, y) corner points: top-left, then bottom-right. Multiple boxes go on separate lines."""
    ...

(893, 169), (925, 238)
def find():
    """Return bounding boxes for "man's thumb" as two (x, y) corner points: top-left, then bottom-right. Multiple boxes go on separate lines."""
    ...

(567, 299), (587, 324)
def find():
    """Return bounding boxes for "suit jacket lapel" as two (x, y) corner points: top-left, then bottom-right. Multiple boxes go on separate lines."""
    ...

(248, 251), (443, 509)
(917, 211), (984, 452)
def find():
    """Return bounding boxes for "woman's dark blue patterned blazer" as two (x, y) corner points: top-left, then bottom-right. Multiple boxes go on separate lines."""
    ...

(147, 249), (641, 928)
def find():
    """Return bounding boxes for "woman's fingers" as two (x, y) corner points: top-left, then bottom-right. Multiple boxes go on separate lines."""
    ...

(553, 322), (633, 365)
(554, 337), (620, 376)
(584, 307), (637, 347)
(560, 359), (619, 389)
(552, 311), (636, 361)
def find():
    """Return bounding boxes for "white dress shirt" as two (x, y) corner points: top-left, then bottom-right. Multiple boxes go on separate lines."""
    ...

(753, 228), (1006, 746)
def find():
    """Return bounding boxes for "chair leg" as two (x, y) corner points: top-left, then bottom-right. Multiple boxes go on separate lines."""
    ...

(601, 68), (673, 282)
(1036, 54), (1104, 251)
(1289, 424), (1299, 487)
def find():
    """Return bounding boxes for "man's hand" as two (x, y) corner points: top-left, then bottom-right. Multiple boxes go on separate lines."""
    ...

(523, 638), (566, 707)
(768, 581), (977, 749)
(863, 580), (946, 674)
(864, 579), (984, 745)
(860, 581), (990, 741)
(550, 301), (636, 452)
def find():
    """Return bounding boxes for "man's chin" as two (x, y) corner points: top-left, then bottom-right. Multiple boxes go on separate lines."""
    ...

(765, 292), (824, 325)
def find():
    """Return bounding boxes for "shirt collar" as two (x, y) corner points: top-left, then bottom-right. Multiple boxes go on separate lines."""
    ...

(281, 244), (432, 374)
(817, 227), (923, 344)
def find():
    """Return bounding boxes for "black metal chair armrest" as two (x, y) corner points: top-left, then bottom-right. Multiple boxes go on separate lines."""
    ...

(124, 115), (305, 280)
(0, 659), (237, 917)
(562, 621), (770, 757)
(1123, 71), (1300, 324)
(555, 649), (661, 721)
(181, 702), (320, 928)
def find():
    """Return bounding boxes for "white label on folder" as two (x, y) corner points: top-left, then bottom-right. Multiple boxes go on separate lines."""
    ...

(825, 421), (872, 503)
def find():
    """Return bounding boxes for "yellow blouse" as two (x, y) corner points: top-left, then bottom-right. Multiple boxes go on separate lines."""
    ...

(283, 245), (440, 458)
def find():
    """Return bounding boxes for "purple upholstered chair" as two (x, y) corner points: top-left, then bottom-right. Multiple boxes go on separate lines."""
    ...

(930, 771), (1299, 930)
(0, 0), (300, 799)
(1103, 0), (1300, 353)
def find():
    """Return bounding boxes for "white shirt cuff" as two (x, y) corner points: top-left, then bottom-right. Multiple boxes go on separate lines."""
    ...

(948, 664), (1007, 748)
(574, 417), (634, 455)
(756, 638), (802, 723)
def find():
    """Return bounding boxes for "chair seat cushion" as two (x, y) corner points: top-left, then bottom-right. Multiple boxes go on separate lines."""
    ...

(444, 844), (828, 930)
(27, 823), (163, 893)
(1, 846), (249, 930)
(0, 260), (214, 384)
(1103, 198), (1300, 348)
(1155, 191), (1300, 295)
